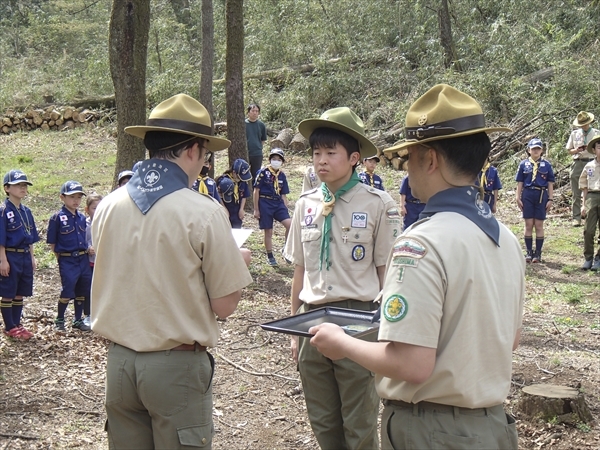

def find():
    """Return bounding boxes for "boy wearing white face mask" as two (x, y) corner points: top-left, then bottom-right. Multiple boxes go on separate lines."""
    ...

(253, 148), (292, 266)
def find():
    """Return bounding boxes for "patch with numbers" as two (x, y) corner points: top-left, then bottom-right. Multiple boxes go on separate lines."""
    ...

(392, 238), (427, 259)
(383, 295), (408, 322)
(351, 212), (368, 228)
(351, 245), (365, 261)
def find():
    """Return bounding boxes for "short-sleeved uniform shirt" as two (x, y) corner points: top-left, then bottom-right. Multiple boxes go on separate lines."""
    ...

(579, 159), (600, 191)
(0, 199), (39, 249)
(192, 176), (221, 203)
(475, 165), (502, 208)
(376, 212), (525, 408)
(302, 166), (321, 192)
(515, 158), (555, 189)
(245, 119), (267, 158)
(47, 206), (88, 252)
(566, 128), (600, 160)
(284, 182), (400, 305)
(358, 171), (385, 191)
(91, 186), (253, 351)
(254, 166), (290, 229)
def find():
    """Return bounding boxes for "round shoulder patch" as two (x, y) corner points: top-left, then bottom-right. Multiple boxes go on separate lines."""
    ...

(383, 295), (408, 322)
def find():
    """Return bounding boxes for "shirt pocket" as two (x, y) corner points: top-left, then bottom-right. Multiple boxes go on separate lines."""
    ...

(60, 225), (76, 235)
(7, 221), (23, 233)
(538, 168), (549, 180)
(340, 233), (373, 271)
(301, 228), (322, 271)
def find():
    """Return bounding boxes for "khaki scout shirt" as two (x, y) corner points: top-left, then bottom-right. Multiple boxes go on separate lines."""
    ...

(91, 186), (252, 352)
(566, 128), (600, 160)
(579, 159), (600, 191)
(284, 182), (400, 305)
(376, 212), (524, 408)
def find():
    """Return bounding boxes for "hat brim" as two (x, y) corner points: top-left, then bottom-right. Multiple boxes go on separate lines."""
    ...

(124, 126), (231, 152)
(62, 190), (86, 196)
(298, 119), (378, 158)
(587, 135), (600, 152)
(573, 114), (595, 127)
(6, 180), (33, 186)
(383, 126), (511, 157)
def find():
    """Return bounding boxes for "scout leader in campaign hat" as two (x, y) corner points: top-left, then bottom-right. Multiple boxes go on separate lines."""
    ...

(573, 111), (595, 128)
(124, 93), (231, 152)
(298, 106), (378, 158)
(383, 84), (511, 156)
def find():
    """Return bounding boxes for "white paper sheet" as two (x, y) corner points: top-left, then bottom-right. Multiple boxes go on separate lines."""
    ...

(231, 228), (253, 248)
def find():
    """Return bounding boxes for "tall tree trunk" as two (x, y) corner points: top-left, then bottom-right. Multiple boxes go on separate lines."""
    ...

(225, 0), (247, 165)
(438, 0), (462, 71)
(109, 0), (150, 185)
(200, 0), (216, 177)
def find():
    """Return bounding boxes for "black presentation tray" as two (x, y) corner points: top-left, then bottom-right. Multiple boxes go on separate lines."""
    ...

(261, 307), (379, 339)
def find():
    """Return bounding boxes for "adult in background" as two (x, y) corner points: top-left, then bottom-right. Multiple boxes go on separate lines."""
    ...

(309, 84), (524, 450)
(566, 111), (599, 226)
(91, 94), (253, 449)
(245, 103), (267, 183)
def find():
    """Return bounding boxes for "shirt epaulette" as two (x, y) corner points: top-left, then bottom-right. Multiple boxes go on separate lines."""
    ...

(300, 186), (319, 198)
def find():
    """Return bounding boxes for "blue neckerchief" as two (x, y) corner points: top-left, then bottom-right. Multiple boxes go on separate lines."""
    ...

(419, 186), (500, 246)
(127, 159), (189, 214)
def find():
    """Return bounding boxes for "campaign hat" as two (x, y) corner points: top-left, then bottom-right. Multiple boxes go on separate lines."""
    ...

(383, 84), (511, 156)
(587, 135), (600, 153)
(125, 94), (231, 152)
(298, 107), (378, 158)
(573, 111), (595, 127)
(3, 170), (33, 186)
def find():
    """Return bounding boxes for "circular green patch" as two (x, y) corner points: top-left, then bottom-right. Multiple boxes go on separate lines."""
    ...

(383, 295), (408, 322)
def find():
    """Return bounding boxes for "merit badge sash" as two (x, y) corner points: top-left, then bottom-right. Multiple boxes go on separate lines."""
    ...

(127, 159), (189, 215)
(419, 186), (500, 246)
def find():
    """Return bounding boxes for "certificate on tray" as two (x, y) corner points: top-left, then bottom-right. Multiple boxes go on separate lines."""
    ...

(261, 307), (379, 339)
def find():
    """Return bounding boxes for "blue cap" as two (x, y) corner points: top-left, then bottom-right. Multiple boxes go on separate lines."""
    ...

(232, 158), (252, 182)
(118, 170), (135, 184)
(269, 148), (285, 163)
(528, 138), (543, 149)
(3, 170), (33, 186)
(60, 180), (86, 196)
(218, 177), (235, 203)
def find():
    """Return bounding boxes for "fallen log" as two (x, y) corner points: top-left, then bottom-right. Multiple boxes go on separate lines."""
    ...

(289, 132), (308, 152)
(270, 128), (294, 149)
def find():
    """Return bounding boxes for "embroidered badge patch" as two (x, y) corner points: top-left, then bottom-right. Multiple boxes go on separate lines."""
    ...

(386, 208), (400, 219)
(352, 245), (365, 261)
(351, 212), (368, 228)
(392, 238), (427, 259)
(304, 215), (313, 226)
(383, 295), (408, 322)
(6, 211), (14, 219)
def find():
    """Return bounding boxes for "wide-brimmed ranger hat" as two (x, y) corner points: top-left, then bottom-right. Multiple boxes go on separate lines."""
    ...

(125, 94), (231, 152)
(60, 181), (86, 196)
(587, 135), (600, 152)
(573, 111), (595, 128)
(3, 170), (33, 186)
(298, 107), (378, 158)
(232, 159), (252, 182)
(383, 84), (511, 157)
(269, 148), (285, 162)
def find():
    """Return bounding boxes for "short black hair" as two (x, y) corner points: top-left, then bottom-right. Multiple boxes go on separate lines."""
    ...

(247, 103), (260, 113)
(428, 132), (491, 179)
(308, 128), (360, 158)
(144, 131), (205, 160)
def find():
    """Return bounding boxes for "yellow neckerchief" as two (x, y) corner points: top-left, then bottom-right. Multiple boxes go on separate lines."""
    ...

(224, 173), (239, 203)
(363, 170), (375, 187)
(197, 175), (209, 195)
(267, 166), (280, 195)
(529, 157), (540, 181)
(479, 161), (490, 198)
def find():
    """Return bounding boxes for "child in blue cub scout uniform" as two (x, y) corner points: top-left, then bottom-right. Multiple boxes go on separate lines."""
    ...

(47, 181), (92, 332)
(0, 170), (39, 340)
(475, 158), (502, 213)
(253, 148), (292, 266)
(358, 154), (385, 191)
(399, 176), (425, 229)
(516, 138), (555, 263)
(217, 158), (252, 228)
(191, 151), (221, 203)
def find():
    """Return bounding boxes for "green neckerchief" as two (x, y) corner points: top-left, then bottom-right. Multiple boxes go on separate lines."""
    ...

(319, 171), (361, 270)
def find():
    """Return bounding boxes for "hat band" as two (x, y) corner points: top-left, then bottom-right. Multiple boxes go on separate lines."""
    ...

(405, 114), (486, 140)
(146, 118), (213, 136)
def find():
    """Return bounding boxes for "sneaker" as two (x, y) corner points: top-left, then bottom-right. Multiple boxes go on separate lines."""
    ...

(3, 326), (32, 340)
(532, 252), (541, 263)
(582, 258), (593, 270)
(281, 248), (291, 264)
(525, 251), (533, 263)
(15, 324), (34, 339)
(72, 319), (91, 332)
(591, 256), (600, 272)
(267, 255), (278, 266)
(55, 319), (66, 332)
(83, 316), (91, 327)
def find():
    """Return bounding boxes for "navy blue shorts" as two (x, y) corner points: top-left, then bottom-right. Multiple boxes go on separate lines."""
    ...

(258, 199), (290, 229)
(224, 204), (242, 229)
(483, 192), (496, 210)
(522, 188), (548, 220)
(0, 250), (33, 298)
(58, 254), (92, 299)
(404, 203), (426, 229)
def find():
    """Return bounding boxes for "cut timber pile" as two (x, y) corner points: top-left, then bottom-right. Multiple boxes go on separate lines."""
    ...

(270, 128), (294, 149)
(519, 384), (594, 425)
(289, 132), (309, 152)
(1, 105), (112, 135)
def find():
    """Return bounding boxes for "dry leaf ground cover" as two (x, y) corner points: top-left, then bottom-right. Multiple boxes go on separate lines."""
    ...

(1, 129), (599, 449)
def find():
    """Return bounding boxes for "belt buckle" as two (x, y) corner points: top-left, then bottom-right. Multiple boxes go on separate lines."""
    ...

(72, 251), (80, 257)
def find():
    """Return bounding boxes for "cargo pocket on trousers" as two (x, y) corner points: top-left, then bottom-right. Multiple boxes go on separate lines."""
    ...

(177, 423), (214, 448)
(105, 356), (126, 406)
(504, 413), (518, 449)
